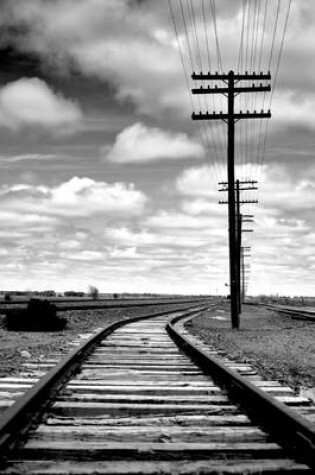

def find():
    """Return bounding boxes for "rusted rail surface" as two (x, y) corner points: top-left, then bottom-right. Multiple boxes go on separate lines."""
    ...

(0, 302), (313, 473)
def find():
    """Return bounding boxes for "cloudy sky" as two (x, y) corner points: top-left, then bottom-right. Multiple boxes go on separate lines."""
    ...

(0, 0), (313, 296)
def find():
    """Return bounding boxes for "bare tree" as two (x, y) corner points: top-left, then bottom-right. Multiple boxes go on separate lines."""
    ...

(88, 285), (99, 300)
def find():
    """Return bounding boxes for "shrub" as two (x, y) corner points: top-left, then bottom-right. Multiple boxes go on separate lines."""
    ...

(5, 298), (67, 331)
(64, 291), (85, 297)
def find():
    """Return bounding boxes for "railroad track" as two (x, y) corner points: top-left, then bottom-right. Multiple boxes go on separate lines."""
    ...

(0, 296), (210, 316)
(0, 303), (314, 473)
(260, 304), (315, 323)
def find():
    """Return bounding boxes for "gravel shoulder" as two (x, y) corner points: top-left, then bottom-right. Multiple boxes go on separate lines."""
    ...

(0, 302), (192, 377)
(186, 303), (315, 391)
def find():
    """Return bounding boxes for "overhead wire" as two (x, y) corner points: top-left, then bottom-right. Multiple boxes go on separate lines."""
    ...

(200, 0), (224, 184)
(257, 0), (285, 181)
(202, 0), (211, 71)
(237, 1), (248, 211)
(258, 0), (292, 182)
(175, 0), (223, 185)
(210, 0), (226, 183)
(196, 0), (223, 184)
(169, 0), (208, 177)
(168, 0), (293, 292)
(270, 0), (292, 104)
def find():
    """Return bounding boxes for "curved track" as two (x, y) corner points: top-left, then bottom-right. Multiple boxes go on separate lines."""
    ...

(0, 304), (314, 473)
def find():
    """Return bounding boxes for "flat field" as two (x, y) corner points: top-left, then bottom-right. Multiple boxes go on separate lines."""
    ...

(0, 300), (193, 377)
(186, 303), (315, 391)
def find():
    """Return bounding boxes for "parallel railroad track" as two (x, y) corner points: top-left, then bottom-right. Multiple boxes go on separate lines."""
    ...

(0, 303), (314, 474)
(259, 304), (315, 323)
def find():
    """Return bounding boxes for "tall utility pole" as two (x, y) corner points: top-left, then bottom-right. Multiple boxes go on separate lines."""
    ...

(192, 70), (271, 329)
(219, 181), (257, 315)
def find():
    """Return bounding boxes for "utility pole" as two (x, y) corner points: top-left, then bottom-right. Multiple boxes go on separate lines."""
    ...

(241, 246), (251, 302)
(219, 180), (258, 317)
(192, 70), (271, 329)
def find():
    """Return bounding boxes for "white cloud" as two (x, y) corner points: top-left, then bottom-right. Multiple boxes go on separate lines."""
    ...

(104, 122), (204, 163)
(105, 226), (216, 249)
(181, 199), (225, 217)
(259, 163), (315, 211)
(0, 153), (58, 163)
(145, 210), (225, 234)
(0, 78), (82, 131)
(176, 165), (219, 197)
(0, 177), (147, 218)
(273, 91), (315, 130)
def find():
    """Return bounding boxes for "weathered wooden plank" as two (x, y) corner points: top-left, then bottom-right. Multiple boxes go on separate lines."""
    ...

(57, 393), (229, 405)
(85, 360), (193, 367)
(0, 377), (39, 383)
(82, 363), (197, 371)
(18, 441), (285, 461)
(72, 377), (215, 386)
(100, 343), (176, 348)
(251, 381), (291, 387)
(66, 384), (222, 395)
(50, 402), (238, 417)
(75, 371), (206, 379)
(274, 396), (311, 406)
(24, 364), (56, 369)
(34, 424), (268, 443)
(91, 353), (188, 360)
(45, 414), (252, 427)
(90, 352), (184, 357)
(107, 336), (172, 341)
(0, 384), (33, 391)
(2, 459), (311, 474)
(18, 372), (46, 377)
(0, 391), (25, 399)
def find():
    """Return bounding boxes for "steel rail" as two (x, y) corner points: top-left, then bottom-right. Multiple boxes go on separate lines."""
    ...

(254, 303), (315, 323)
(0, 296), (210, 306)
(0, 302), (211, 457)
(0, 297), (212, 315)
(267, 305), (315, 323)
(166, 312), (315, 469)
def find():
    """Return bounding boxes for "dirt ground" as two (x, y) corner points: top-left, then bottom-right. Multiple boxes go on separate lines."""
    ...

(186, 303), (315, 391)
(0, 302), (190, 377)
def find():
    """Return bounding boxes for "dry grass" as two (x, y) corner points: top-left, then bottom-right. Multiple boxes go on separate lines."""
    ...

(186, 303), (315, 391)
